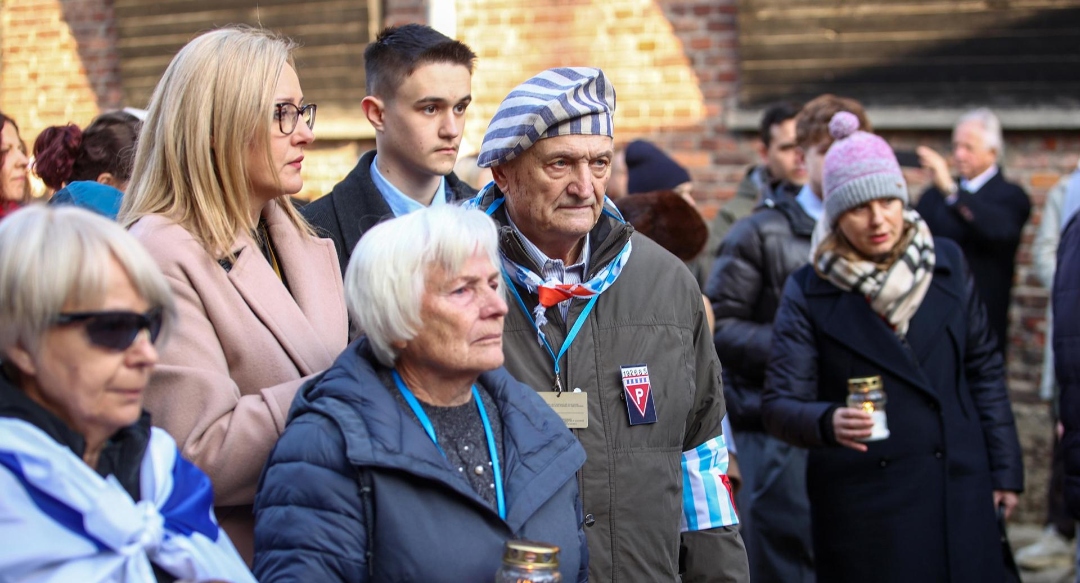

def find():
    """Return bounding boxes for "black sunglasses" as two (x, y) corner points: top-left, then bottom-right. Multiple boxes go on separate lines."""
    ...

(54, 308), (164, 351)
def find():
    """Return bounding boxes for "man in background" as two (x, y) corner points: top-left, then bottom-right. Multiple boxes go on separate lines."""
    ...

(303, 24), (478, 275)
(706, 94), (869, 583)
(710, 102), (806, 248)
(916, 108), (1031, 357)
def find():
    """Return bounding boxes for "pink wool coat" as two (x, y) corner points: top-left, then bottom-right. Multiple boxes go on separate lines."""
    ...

(128, 202), (348, 561)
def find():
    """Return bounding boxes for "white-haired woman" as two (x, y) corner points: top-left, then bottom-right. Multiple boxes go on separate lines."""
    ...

(762, 113), (1023, 582)
(253, 204), (588, 582)
(118, 26), (348, 560)
(0, 206), (254, 582)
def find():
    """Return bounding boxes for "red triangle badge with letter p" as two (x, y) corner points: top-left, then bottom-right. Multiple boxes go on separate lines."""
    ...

(621, 364), (658, 425)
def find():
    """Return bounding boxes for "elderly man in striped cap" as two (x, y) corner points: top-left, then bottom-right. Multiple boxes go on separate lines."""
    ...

(471, 67), (748, 582)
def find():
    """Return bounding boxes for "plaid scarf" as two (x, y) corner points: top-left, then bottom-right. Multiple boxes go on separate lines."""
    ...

(814, 209), (935, 336)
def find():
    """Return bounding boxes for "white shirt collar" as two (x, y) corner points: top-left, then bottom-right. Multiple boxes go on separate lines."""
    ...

(959, 164), (999, 194)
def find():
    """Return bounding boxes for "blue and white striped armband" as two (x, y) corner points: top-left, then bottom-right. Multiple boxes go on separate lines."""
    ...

(680, 435), (739, 532)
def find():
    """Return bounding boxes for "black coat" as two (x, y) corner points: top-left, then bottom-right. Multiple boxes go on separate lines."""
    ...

(915, 171), (1031, 354)
(705, 192), (815, 431)
(762, 237), (1023, 583)
(1054, 214), (1080, 519)
(300, 150), (477, 276)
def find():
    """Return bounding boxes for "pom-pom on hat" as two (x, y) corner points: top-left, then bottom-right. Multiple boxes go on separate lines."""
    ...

(625, 140), (691, 195)
(478, 67), (615, 168)
(822, 111), (908, 226)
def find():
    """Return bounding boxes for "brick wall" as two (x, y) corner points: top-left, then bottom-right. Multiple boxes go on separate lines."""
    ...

(0, 0), (121, 155)
(385, 0), (427, 27)
(457, 0), (729, 194)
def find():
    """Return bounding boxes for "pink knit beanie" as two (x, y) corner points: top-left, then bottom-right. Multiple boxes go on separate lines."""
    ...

(822, 111), (907, 226)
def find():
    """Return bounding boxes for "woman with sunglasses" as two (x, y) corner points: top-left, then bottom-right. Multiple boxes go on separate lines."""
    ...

(119, 26), (348, 561)
(0, 206), (254, 582)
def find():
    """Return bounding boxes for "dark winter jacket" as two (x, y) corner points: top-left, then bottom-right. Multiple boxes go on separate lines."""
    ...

(762, 237), (1023, 583)
(706, 193), (815, 431)
(300, 150), (477, 276)
(1054, 215), (1080, 519)
(915, 170), (1031, 354)
(252, 339), (588, 583)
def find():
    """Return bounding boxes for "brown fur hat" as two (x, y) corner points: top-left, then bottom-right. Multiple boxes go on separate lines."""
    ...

(615, 190), (707, 261)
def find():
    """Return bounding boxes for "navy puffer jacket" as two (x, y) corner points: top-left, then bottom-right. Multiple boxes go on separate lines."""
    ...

(253, 339), (588, 582)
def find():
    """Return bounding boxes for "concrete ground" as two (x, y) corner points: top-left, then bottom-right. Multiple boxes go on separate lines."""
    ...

(1011, 524), (1076, 583)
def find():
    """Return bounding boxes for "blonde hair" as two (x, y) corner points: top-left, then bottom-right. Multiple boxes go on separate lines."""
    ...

(345, 205), (502, 367)
(118, 26), (312, 258)
(0, 206), (176, 358)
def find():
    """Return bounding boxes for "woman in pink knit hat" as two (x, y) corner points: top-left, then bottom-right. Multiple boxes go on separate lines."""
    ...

(761, 111), (1024, 583)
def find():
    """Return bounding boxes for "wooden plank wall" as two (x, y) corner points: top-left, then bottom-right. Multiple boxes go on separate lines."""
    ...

(114, 0), (371, 121)
(737, 0), (1080, 107)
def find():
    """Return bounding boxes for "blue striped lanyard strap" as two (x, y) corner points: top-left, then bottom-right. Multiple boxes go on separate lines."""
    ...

(483, 195), (616, 392)
(503, 276), (599, 392)
(391, 370), (506, 519)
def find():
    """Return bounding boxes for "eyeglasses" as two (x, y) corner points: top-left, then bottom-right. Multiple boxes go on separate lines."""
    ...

(54, 308), (164, 351)
(275, 103), (317, 135)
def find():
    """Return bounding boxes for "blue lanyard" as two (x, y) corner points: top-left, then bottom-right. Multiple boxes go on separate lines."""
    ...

(484, 195), (612, 391)
(503, 271), (599, 392)
(391, 370), (506, 519)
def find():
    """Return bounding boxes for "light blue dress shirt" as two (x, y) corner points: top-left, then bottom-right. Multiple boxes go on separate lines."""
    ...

(795, 185), (824, 223)
(370, 155), (449, 217)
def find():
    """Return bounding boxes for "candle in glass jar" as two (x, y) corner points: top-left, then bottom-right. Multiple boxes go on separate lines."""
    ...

(846, 375), (890, 441)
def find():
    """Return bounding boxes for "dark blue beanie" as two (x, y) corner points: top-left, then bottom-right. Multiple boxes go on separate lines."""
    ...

(625, 140), (691, 195)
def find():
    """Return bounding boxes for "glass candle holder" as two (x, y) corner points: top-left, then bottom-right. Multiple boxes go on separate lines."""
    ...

(846, 375), (890, 441)
(496, 540), (562, 583)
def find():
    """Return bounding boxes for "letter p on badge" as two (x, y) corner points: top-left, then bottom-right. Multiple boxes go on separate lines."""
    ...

(621, 364), (657, 425)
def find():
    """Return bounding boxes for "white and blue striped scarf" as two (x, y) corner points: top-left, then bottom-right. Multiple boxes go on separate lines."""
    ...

(0, 418), (255, 583)
(468, 189), (632, 341)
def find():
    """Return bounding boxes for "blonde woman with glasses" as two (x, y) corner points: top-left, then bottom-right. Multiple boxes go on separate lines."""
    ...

(119, 26), (348, 561)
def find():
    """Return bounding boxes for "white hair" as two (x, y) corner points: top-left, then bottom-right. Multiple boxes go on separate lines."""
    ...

(0, 206), (176, 359)
(344, 204), (503, 367)
(956, 107), (1003, 157)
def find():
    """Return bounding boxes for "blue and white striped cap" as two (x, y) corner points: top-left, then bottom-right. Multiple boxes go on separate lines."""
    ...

(478, 67), (616, 168)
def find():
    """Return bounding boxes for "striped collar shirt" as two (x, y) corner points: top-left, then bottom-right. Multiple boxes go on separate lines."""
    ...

(506, 212), (591, 320)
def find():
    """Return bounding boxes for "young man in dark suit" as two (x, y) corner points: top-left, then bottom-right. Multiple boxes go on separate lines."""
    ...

(302, 24), (478, 276)
(915, 108), (1031, 356)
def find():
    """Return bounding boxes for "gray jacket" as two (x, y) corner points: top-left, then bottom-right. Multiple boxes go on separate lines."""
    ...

(478, 187), (749, 582)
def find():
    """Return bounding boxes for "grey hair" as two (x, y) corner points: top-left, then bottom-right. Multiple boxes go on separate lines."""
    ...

(344, 204), (503, 367)
(956, 107), (1003, 157)
(0, 206), (176, 360)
